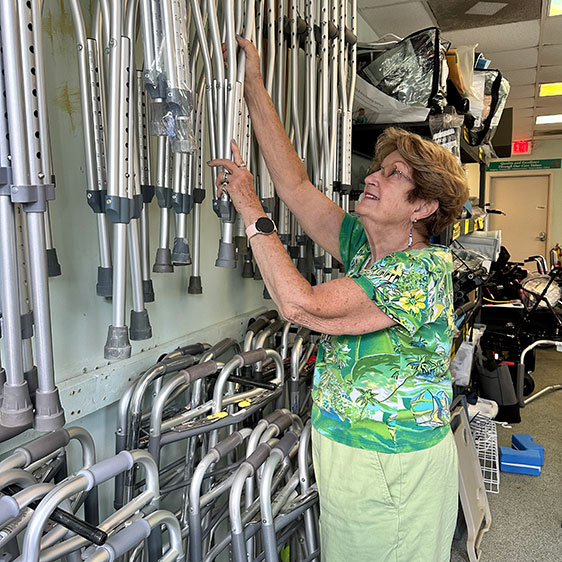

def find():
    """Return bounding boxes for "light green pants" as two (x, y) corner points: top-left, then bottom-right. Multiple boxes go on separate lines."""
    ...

(312, 428), (458, 562)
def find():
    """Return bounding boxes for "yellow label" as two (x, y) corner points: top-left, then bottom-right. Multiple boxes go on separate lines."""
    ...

(237, 399), (252, 407)
(463, 220), (470, 234)
(452, 222), (461, 240)
(475, 216), (484, 229)
(207, 411), (228, 420)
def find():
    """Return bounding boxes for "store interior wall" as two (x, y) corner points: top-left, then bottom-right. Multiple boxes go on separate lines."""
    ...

(0, 0), (378, 503)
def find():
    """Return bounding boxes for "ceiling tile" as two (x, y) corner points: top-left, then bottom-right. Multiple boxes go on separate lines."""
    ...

(540, 45), (562, 66)
(536, 95), (562, 108)
(441, 20), (540, 53)
(360, 3), (435, 38)
(508, 84), (537, 98)
(501, 68), (537, 86)
(513, 108), (534, 119)
(506, 96), (535, 109)
(512, 128), (534, 141)
(543, 15), (562, 44)
(538, 65), (562, 82)
(358, 1), (412, 9)
(427, 0), (541, 32)
(535, 106), (562, 116)
(485, 48), (538, 71)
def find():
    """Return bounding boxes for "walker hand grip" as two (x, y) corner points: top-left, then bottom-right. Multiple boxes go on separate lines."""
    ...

(174, 342), (208, 356)
(163, 354), (197, 373)
(260, 310), (279, 321)
(295, 327), (311, 341)
(184, 361), (218, 383)
(15, 429), (70, 465)
(101, 518), (151, 558)
(267, 318), (285, 335)
(246, 317), (269, 334)
(271, 412), (293, 433)
(0, 496), (19, 526)
(244, 443), (272, 473)
(206, 338), (238, 359)
(234, 349), (267, 367)
(272, 431), (299, 457)
(264, 409), (285, 425)
(212, 431), (245, 459)
(78, 451), (134, 490)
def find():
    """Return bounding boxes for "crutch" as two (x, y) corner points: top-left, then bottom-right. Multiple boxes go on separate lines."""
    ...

(68, 0), (113, 299)
(136, 70), (156, 302)
(102, 1), (134, 360)
(125, 0), (153, 343)
(0, 19), (34, 436)
(2, 0), (65, 430)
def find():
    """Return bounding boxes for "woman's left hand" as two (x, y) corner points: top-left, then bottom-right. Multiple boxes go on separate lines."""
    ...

(208, 141), (263, 222)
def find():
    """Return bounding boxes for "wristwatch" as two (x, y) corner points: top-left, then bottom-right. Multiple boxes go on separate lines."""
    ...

(245, 216), (277, 240)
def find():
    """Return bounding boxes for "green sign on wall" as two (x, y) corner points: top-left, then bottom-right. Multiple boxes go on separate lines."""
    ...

(487, 158), (561, 171)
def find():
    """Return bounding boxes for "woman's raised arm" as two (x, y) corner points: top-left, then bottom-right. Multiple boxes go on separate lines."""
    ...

(239, 36), (345, 262)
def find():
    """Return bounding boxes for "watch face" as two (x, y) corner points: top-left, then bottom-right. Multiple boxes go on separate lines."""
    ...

(256, 217), (275, 234)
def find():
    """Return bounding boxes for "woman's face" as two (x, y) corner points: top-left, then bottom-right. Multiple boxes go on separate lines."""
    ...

(355, 150), (420, 228)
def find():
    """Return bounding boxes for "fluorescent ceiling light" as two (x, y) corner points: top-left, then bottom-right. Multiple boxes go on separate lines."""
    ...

(536, 114), (562, 124)
(549, 0), (562, 16)
(540, 82), (562, 96)
(465, 2), (508, 16)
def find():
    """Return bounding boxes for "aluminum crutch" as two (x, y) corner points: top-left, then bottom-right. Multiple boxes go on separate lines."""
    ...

(68, 0), (113, 299)
(0, 20), (34, 435)
(2, 0), (65, 430)
(124, 0), (153, 343)
(136, 70), (156, 303)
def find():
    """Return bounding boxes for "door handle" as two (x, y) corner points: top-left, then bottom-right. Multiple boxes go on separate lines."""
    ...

(537, 231), (546, 242)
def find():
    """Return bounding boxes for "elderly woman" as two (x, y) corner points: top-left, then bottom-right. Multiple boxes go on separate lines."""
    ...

(210, 37), (469, 562)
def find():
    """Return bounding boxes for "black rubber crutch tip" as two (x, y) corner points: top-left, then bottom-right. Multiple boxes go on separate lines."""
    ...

(153, 248), (174, 273)
(129, 309), (152, 341)
(46, 248), (62, 277)
(104, 326), (132, 361)
(188, 276), (203, 294)
(96, 267), (113, 298)
(143, 280), (155, 302)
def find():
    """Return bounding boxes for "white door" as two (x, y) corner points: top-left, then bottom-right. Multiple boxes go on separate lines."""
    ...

(488, 175), (549, 263)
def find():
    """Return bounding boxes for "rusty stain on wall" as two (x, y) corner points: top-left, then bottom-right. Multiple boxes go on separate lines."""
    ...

(54, 82), (81, 131)
(44, 1), (79, 55)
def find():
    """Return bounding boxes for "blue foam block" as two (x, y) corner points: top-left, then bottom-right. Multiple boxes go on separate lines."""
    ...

(512, 433), (545, 464)
(499, 446), (542, 476)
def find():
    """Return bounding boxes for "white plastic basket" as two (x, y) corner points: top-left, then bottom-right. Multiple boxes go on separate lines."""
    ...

(469, 413), (500, 494)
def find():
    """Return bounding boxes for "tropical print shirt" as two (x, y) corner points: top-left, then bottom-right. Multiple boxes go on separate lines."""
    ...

(311, 213), (455, 453)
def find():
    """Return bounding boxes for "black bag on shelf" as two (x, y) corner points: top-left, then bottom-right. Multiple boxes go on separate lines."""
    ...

(464, 69), (510, 147)
(358, 27), (449, 112)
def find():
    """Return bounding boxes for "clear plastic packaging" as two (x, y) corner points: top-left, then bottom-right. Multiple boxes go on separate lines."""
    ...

(359, 27), (449, 110)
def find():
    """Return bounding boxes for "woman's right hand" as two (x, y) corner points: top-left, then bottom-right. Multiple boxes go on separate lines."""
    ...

(235, 35), (262, 86)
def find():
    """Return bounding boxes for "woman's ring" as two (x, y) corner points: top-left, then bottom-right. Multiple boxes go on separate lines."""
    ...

(239, 161), (246, 168)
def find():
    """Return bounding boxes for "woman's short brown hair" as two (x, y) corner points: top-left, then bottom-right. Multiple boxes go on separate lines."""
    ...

(371, 127), (469, 237)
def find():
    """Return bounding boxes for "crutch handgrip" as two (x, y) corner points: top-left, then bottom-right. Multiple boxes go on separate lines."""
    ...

(96, 517), (151, 560)
(14, 428), (70, 466)
(233, 349), (268, 366)
(271, 430), (299, 458)
(77, 451), (134, 491)
(243, 442), (272, 473)
(345, 27), (358, 46)
(211, 431), (246, 459)
(267, 318), (286, 336)
(182, 361), (219, 383)
(263, 409), (286, 426)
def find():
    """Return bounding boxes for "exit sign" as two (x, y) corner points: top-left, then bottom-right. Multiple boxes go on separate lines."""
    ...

(512, 140), (531, 154)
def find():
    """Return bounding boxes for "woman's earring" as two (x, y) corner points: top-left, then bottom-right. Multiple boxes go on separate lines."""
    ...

(407, 219), (417, 249)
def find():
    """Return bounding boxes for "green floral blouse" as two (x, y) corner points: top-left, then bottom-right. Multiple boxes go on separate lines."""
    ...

(311, 213), (455, 453)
